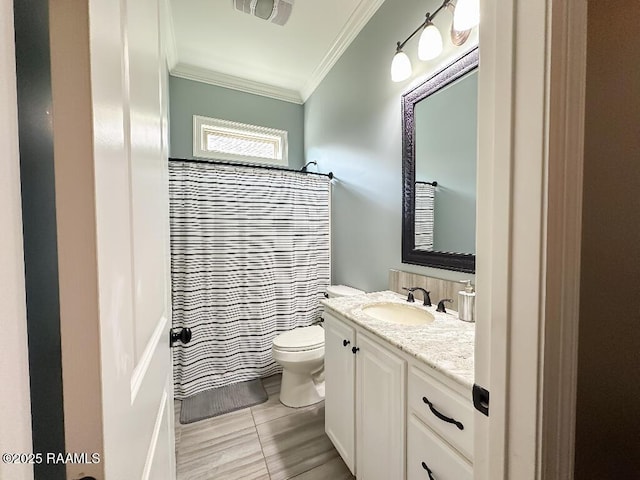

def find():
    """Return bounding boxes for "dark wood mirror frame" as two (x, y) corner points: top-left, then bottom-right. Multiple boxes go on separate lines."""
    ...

(401, 47), (478, 273)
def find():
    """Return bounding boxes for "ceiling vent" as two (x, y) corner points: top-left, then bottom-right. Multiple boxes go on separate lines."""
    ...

(234, 0), (294, 26)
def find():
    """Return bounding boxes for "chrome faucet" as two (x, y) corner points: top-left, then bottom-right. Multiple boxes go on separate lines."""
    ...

(402, 287), (432, 306)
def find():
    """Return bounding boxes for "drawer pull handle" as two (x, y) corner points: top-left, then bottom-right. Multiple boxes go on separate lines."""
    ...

(352, 346), (360, 354)
(422, 396), (464, 430)
(343, 339), (350, 347)
(421, 461), (436, 479)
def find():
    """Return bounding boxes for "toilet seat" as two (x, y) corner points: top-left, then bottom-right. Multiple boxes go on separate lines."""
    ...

(273, 325), (324, 352)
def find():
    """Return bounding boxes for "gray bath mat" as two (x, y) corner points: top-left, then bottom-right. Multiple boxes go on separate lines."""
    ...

(180, 379), (268, 424)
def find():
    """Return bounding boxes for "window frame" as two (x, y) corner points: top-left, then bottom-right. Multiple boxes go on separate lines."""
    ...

(192, 115), (289, 167)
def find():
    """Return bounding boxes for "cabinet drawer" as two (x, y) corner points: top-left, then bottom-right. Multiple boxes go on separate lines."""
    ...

(408, 365), (473, 460)
(407, 414), (472, 480)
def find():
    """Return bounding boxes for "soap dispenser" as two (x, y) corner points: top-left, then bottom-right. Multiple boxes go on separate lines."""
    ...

(458, 280), (476, 323)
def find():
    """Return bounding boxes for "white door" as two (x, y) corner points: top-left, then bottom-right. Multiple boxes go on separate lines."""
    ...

(48, 0), (176, 478)
(356, 334), (406, 480)
(324, 313), (356, 474)
(0, 5), (33, 480)
(92, 0), (175, 477)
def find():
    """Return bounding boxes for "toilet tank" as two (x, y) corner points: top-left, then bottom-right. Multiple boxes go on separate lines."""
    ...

(319, 285), (364, 328)
(325, 285), (365, 299)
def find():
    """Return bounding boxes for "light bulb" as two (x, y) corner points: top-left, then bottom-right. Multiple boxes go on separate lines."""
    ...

(453, 0), (479, 32)
(418, 22), (443, 61)
(391, 50), (412, 82)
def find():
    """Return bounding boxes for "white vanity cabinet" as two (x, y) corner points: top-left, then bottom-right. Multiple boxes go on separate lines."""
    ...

(356, 333), (406, 480)
(406, 364), (473, 480)
(407, 413), (472, 480)
(324, 312), (356, 473)
(324, 308), (474, 480)
(324, 311), (405, 480)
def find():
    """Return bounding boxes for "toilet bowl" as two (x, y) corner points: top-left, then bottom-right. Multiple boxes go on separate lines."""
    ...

(272, 325), (325, 407)
(272, 285), (365, 408)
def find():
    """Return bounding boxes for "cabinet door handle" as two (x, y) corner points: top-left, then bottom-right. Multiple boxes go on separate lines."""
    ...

(421, 461), (435, 480)
(352, 346), (360, 354)
(422, 396), (464, 430)
(343, 339), (350, 347)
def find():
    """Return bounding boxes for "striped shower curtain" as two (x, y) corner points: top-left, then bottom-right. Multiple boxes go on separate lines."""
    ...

(415, 182), (435, 250)
(169, 161), (331, 398)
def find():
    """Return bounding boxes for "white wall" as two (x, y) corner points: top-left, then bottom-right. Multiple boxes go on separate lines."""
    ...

(0, 2), (34, 479)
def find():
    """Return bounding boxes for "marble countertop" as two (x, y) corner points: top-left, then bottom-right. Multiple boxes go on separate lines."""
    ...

(321, 290), (475, 390)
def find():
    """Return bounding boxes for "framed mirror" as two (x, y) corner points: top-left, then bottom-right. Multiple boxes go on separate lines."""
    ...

(401, 47), (478, 273)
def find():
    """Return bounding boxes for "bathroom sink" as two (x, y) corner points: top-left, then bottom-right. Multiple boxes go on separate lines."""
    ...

(362, 302), (435, 326)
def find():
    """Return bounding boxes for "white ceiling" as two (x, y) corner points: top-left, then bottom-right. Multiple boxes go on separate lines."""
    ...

(166, 0), (386, 103)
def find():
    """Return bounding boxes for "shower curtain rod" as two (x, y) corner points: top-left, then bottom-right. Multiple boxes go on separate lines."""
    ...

(169, 157), (334, 180)
(416, 180), (438, 187)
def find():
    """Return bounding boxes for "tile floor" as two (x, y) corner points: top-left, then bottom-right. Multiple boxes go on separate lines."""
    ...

(175, 374), (354, 480)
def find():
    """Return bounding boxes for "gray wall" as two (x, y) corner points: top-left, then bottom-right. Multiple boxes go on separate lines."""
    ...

(304, 0), (477, 292)
(574, 2), (640, 477)
(169, 76), (305, 169)
(415, 71), (477, 254)
(14, 0), (65, 478)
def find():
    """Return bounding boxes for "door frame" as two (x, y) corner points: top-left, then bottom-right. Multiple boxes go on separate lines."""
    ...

(0, 3), (33, 479)
(474, 0), (587, 478)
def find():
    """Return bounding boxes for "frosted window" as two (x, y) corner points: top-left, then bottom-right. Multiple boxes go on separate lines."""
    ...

(193, 115), (288, 166)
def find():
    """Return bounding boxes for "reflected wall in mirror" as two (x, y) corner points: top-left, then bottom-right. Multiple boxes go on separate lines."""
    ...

(415, 70), (477, 254)
(402, 47), (478, 273)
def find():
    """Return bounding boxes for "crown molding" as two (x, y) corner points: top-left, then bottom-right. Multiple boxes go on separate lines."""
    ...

(171, 63), (304, 104)
(168, 0), (383, 104)
(160, 0), (178, 70)
(300, 0), (385, 101)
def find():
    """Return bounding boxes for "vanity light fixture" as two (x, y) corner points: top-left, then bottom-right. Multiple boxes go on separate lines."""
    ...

(391, 45), (413, 82)
(453, 0), (480, 31)
(418, 21), (443, 61)
(391, 0), (479, 82)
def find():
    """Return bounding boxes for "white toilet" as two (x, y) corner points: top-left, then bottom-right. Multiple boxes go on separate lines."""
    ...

(272, 285), (364, 407)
